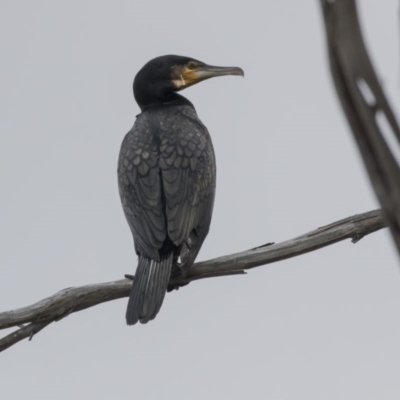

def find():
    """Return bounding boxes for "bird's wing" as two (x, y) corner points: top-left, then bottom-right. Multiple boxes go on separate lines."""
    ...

(159, 107), (216, 270)
(118, 116), (166, 260)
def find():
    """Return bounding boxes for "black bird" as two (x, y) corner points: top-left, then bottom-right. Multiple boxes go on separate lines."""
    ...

(118, 55), (243, 325)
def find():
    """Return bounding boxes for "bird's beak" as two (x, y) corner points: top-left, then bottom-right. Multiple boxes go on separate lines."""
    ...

(193, 65), (245, 81)
(172, 63), (244, 90)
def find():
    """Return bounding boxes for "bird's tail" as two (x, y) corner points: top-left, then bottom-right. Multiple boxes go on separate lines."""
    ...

(126, 253), (173, 325)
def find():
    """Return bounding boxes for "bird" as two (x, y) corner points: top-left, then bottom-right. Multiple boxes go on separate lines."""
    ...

(118, 55), (243, 325)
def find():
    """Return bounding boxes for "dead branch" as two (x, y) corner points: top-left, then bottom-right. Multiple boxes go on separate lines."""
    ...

(0, 209), (385, 352)
(320, 0), (400, 255)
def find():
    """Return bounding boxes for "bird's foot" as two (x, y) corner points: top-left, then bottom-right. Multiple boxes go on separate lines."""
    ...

(171, 262), (182, 276)
(167, 281), (190, 292)
(124, 274), (135, 280)
(168, 262), (189, 292)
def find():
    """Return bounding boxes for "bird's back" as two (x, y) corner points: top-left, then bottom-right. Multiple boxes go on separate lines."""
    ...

(118, 104), (216, 274)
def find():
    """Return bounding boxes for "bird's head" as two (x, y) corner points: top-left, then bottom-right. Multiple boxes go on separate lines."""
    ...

(133, 55), (244, 110)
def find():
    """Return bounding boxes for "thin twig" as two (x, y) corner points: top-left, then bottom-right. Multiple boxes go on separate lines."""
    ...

(0, 321), (51, 352)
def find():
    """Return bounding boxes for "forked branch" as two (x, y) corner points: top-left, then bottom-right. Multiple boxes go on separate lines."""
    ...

(0, 209), (385, 352)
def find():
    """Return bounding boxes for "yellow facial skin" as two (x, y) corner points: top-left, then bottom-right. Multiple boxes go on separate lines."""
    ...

(171, 62), (203, 89)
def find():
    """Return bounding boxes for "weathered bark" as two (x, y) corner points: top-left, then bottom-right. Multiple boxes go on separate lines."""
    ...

(0, 209), (385, 352)
(320, 0), (400, 255)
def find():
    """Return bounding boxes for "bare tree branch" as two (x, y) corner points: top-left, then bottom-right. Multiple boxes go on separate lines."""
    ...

(320, 0), (400, 256)
(0, 209), (385, 352)
(0, 322), (51, 353)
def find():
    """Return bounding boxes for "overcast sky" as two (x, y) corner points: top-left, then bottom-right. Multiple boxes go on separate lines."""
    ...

(1, 1), (400, 399)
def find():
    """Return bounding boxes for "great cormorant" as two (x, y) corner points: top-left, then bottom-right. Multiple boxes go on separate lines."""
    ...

(118, 55), (243, 325)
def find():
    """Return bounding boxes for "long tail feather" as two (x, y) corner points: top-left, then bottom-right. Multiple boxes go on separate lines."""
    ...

(126, 253), (173, 325)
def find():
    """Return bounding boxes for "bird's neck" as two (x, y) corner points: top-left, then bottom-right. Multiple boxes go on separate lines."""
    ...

(133, 75), (193, 111)
(138, 92), (193, 111)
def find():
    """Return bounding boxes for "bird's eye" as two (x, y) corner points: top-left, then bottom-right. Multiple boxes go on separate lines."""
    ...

(187, 61), (198, 70)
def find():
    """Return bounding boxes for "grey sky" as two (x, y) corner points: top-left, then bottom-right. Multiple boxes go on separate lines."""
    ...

(1, 1), (399, 399)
